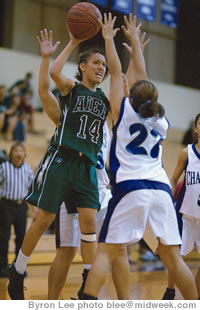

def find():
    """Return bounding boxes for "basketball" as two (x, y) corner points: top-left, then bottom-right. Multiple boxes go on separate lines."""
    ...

(66, 2), (102, 40)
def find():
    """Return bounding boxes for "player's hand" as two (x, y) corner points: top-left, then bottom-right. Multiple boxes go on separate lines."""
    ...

(123, 30), (150, 55)
(138, 30), (150, 53)
(67, 25), (87, 45)
(99, 13), (120, 40)
(37, 29), (60, 57)
(121, 14), (139, 42)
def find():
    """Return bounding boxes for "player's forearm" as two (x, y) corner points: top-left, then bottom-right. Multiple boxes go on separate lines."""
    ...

(125, 58), (135, 90)
(50, 40), (77, 77)
(41, 94), (60, 127)
(130, 38), (147, 81)
(39, 57), (60, 126)
(39, 57), (50, 94)
(105, 37), (123, 120)
(105, 38), (121, 76)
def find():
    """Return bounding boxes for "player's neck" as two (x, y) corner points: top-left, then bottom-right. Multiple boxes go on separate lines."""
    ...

(81, 80), (98, 92)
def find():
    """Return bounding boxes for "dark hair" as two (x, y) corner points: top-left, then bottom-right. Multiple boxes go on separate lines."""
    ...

(75, 48), (108, 81)
(9, 142), (26, 160)
(25, 72), (32, 78)
(194, 113), (200, 127)
(23, 90), (33, 96)
(130, 80), (165, 118)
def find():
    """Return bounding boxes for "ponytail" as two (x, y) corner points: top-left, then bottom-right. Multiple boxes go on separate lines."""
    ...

(130, 80), (165, 119)
(139, 100), (165, 118)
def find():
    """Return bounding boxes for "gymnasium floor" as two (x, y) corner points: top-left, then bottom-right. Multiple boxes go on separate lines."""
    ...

(0, 258), (199, 300)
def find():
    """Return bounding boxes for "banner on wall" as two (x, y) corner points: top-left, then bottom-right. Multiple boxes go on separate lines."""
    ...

(136, 0), (157, 21)
(112, 0), (134, 15)
(89, 0), (108, 7)
(161, 0), (178, 27)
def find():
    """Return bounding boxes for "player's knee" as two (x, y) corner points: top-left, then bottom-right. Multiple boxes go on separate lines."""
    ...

(81, 233), (96, 243)
(35, 210), (55, 231)
(56, 247), (77, 262)
(118, 246), (127, 257)
(159, 245), (181, 270)
(80, 218), (96, 233)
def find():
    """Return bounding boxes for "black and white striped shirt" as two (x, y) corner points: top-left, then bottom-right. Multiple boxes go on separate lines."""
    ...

(0, 161), (34, 200)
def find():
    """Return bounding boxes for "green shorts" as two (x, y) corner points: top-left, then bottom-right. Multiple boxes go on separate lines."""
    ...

(25, 147), (99, 214)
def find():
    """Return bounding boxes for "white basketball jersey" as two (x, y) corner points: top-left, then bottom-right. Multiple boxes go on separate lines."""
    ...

(96, 122), (110, 207)
(180, 144), (200, 218)
(110, 98), (171, 193)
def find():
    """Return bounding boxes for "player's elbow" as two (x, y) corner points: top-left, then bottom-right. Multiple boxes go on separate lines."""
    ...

(38, 87), (47, 98)
(50, 67), (59, 81)
(50, 68), (56, 80)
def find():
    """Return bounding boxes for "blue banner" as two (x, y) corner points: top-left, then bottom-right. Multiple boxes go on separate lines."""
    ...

(88, 0), (108, 8)
(112, 0), (134, 15)
(136, 0), (157, 22)
(161, 0), (178, 27)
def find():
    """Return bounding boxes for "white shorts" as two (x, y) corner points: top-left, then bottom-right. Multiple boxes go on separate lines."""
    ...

(99, 189), (182, 252)
(180, 215), (200, 256)
(56, 188), (112, 248)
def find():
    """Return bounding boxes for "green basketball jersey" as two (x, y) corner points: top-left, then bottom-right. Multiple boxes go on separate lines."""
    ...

(51, 83), (109, 165)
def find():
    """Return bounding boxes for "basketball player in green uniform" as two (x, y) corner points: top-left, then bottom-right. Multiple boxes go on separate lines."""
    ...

(8, 28), (109, 300)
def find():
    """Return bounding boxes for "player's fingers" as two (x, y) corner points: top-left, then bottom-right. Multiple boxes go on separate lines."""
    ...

(141, 32), (146, 43)
(121, 25), (126, 34)
(44, 29), (48, 40)
(129, 13), (133, 24)
(122, 42), (131, 49)
(40, 30), (45, 41)
(104, 13), (108, 24)
(49, 30), (52, 41)
(124, 15), (128, 28)
(98, 18), (103, 27)
(108, 12), (112, 22)
(136, 22), (142, 30)
(122, 73), (128, 82)
(113, 28), (120, 37)
(53, 41), (60, 51)
(36, 36), (41, 45)
(122, 42), (132, 54)
(121, 25), (128, 36)
(112, 15), (117, 26)
(133, 15), (136, 26)
(144, 38), (150, 48)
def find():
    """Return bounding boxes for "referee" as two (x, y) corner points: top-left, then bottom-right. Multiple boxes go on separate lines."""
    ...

(0, 142), (34, 278)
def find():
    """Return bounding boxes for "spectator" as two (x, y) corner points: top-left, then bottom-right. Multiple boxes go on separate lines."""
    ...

(3, 93), (23, 141)
(10, 72), (33, 97)
(0, 85), (10, 136)
(20, 91), (36, 134)
(0, 142), (34, 278)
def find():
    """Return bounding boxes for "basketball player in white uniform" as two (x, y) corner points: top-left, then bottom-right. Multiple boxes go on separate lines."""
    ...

(162, 113), (200, 300)
(83, 13), (198, 300)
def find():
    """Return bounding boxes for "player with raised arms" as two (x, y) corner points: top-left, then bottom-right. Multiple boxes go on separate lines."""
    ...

(7, 12), (109, 298)
(82, 13), (198, 300)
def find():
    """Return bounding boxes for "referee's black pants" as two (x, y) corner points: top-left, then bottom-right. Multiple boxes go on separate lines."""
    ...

(0, 198), (27, 267)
